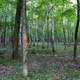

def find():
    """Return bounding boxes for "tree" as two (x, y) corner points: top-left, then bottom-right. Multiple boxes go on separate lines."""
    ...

(51, 0), (55, 52)
(62, 0), (67, 49)
(73, 0), (79, 61)
(21, 0), (29, 76)
(12, 0), (23, 59)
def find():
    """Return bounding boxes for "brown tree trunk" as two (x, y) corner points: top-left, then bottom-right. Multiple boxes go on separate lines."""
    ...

(21, 0), (29, 76)
(12, 0), (23, 59)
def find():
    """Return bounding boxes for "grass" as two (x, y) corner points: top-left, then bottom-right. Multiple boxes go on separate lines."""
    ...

(0, 44), (80, 80)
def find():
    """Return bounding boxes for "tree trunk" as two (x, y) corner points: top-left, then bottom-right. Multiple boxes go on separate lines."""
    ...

(21, 0), (29, 76)
(62, 1), (67, 49)
(73, 0), (79, 61)
(12, 0), (23, 59)
(51, 0), (55, 52)
(3, 16), (7, 46)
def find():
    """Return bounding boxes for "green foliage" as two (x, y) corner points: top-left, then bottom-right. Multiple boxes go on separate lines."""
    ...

(62, 8), (76, 21)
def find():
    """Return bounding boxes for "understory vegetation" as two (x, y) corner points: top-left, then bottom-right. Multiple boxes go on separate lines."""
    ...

(0, 44), (80, 80)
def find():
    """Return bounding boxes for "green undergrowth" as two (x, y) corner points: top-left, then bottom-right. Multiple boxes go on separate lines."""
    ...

(0, 45), (80, 80)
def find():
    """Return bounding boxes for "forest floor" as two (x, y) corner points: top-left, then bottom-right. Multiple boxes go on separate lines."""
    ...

(0, 44), (80, 80)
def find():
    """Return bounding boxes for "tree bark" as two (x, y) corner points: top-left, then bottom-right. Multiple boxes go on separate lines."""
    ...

(12, 0), (23, 59)
(21, 0), (29, 76)
(73, 0), (79, 61)
(62, 1), (67, 49)
(51, 0), (55, 52)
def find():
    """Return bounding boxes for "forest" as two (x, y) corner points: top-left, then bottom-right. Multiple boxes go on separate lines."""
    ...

(0, 0), (80, 80)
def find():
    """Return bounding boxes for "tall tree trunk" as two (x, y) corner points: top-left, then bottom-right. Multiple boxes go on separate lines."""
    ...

(21, 0), (29, 76)
(62, 1), (67, 49)
(51, 0), (55, 52)
(73, 0), (79, 61)
(12, 0), (23, 59)
(3, 16), (7, 46)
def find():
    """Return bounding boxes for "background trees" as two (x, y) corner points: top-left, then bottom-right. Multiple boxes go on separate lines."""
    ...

(0, 0), (78, 58)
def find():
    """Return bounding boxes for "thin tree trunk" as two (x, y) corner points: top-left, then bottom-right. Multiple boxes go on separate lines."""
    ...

(62, 1), (67, 49)
(3, 16), (7, 46)
(73, 0), (79, 61)
(21, 0), (29, 76)
(51, 0), (55, 52)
